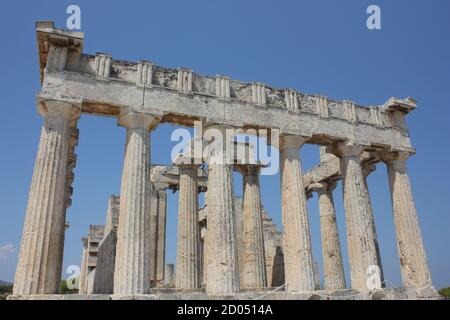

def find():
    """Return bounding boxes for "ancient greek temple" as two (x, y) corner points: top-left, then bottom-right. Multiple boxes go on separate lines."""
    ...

(10, 22), (438, 300)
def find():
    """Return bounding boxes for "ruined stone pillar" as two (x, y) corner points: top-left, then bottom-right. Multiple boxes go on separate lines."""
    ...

(309, 182), (346, 290)
(149, 185), (167, 286)
(113, 111), (159, 295)
(78, 238), (89, 294)
(13, 99), (81, 295)
(204, 125), (240, 295)
(176, 164), (201, 289)
(383, 151), (432, 288)
(279, 135), (315, 292)
(362, 163), (384, 284)
(236, 165), (267, 289)
(155, 189), (167, 284)
(335, 143), (380, 291)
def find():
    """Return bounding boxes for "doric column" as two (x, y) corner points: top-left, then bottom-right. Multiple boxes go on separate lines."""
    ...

(383, 151), (432, 288)
(204, 124), (240, 295)
(361, 162), (384, 284)
(149, 185), (167, 286)
(149, 187), (159, 286)
(175, 164), (201, 289)
(308, 182), (346, 290)
(279, 135), (315, 292)
(199, 222), (206, 286)
(155, 188), (167, 284)
(334, 143), (380, 291)
(236, 164), (267, 289)
(78, 238), (89, 294)
(13, 99), (81, 295)
(113, 111), (159, 295)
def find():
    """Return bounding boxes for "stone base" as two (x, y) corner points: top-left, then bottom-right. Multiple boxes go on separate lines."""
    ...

(7, 286), (442, 300)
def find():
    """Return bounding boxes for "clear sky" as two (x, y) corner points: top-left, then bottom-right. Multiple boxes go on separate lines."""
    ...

(0, 0), (449, 290)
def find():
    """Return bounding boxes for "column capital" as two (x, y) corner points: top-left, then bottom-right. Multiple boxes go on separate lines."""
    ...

(332, 142), (366, 158)
(118, 110), (160, 131)
(234, 163), (263, 176)
(37, 98), (82, 121)
(173, 154), (203, 168)
(279, 135), (309, 150)
(380, 150), (413, 164)
(307, 180), (337, 195)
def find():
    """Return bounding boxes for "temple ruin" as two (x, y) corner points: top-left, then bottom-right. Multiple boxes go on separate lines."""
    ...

(9, 22), (439, 299)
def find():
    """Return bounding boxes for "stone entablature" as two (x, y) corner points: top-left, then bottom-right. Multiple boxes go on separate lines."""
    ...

(37, 21), (414, 153)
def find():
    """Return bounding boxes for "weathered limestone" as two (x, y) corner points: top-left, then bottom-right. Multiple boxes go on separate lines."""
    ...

(175, 163), (202, 289)
(85, 225), (104, 294)
(154, 187), (168, 286)
(233, 197), (244, 286)
(93, 195), (120, 294)
(261, 210), (285, 287)
(148, 184), (168, 286)
(13, 99), (81, 295)
(383, 151), (432, 288)
(236, 165), (267, 289)
(279, 135), (315, 292)
(333, 143), (381, 291)
(204, 125), (240, 295)
(308, 181), (346, 290)
(164, 264), (175, 287)
(78, 238), (89, 294)
(361, 162), (384, 284)
(114, 111), (159, 295)
(78, 225), (104, 294)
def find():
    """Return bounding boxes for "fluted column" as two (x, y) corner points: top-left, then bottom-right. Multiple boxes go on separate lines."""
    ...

(236, 165), (267, 289)
(155, 189), (167, 284)
(383, 151), (432, 288)
(113, 111), (159, 295)
(176, 164), (201, 289)
(78, 238), (89, 294)
(279, 135), (315, 292)
(205, 125), (239, 295)
(335, 143), (380, 291)
(149, 185), (168, 286)
(362, 163), (384, 284)
(13, 100), (81, 295)
(309, 182), (346, 290)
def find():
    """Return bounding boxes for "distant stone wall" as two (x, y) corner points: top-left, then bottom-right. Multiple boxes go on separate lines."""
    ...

(261, 209), (284, 287)
(92, 196), (119, 294)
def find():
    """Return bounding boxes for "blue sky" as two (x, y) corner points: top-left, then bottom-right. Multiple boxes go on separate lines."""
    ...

(0, 0), (449, 289)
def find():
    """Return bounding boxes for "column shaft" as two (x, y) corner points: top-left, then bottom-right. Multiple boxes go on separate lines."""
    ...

(149, 187), (167, 286)
(176, 166), (201, 289)
(240, 166), (267, 288)
(386, 153), (432, 287)
(114, 112), (158, 295)
(13, 101), (79, 295)
(280, 135), (315, 292)
(155, 189), (167, 284)
(205, 125), (239, 295)
(362, 166), (384, 284)
(338, 144), (380, 290)
(78, 238), (89, 294)
(317, 185), (346, 290)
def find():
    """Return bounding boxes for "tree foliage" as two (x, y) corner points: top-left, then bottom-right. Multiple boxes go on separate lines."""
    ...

(60, 280), (78, 294)
(439, 287), (450, 298)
